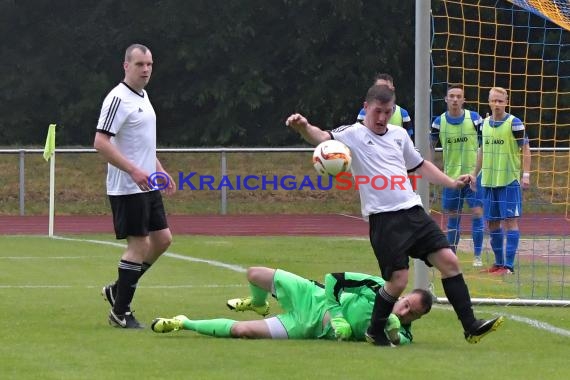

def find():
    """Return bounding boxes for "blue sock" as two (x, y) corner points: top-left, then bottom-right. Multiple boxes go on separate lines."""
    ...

(489, 228), (504, 266)
(505, 230), (520, 270)
(447, 216), (461, 253)
(472, 217), (484, 257)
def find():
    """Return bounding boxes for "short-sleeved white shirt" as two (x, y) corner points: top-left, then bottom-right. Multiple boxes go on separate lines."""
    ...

(331, 123), (424, 218)
(96, 82), (157, 195)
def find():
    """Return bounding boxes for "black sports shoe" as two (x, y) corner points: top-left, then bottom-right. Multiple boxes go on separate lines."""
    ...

(101, 283), (116, 307)
(108, 310), (144, 329)
(364, 330), (392, 346)
(464, 316), (504, 343)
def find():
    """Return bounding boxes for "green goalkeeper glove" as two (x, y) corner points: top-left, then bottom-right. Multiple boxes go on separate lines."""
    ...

(330, 317), (352, 341)
(385, 313), (401, 344)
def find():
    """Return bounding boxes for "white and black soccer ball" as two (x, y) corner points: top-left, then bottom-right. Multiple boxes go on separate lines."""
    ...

(312, 140), (352, 176)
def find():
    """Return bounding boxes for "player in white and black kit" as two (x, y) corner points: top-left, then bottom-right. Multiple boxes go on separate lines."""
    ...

(286, 84), (504, 346)
(94, 44), (176, 329)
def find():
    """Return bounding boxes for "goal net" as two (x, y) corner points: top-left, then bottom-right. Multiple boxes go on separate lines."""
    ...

(430, 0), (569, 304)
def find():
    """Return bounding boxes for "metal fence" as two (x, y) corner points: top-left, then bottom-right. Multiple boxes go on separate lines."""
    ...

(1, 147), (316, 216)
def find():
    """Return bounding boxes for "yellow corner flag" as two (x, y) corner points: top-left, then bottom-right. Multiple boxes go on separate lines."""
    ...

(43, 124), (56, 161)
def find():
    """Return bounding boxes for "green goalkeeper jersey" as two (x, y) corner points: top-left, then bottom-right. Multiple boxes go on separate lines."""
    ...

(323, 272), (414, 345)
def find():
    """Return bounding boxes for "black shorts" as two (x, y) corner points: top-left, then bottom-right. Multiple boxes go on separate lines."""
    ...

(109, 191), (169, 239)
(368, 205), (450, 281)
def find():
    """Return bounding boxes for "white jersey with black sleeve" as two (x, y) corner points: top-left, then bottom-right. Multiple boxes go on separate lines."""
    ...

(330, 123), (424, 218)
(96, 82), (157, 195)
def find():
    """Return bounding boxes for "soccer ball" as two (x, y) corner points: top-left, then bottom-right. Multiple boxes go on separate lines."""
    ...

(312, 140), (352, 176)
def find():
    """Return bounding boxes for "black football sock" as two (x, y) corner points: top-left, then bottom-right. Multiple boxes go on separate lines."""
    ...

(140, 262), (152, 278)
(367, 287), (397, 336)
(112, 260), (142, 315)
(110, 281), (118, 296)
(111, 261), (150, 296)
(442, 273), (477, 331)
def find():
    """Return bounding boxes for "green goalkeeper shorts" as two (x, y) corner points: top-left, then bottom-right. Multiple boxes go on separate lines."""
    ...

(273, 269), (329, 339)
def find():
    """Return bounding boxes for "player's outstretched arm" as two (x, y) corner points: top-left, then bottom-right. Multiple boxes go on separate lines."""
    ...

(285, 113), (331, 146)
(417, 160), (472, 189)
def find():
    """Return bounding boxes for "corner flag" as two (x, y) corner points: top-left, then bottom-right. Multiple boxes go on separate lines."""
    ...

(43, 123), (57, 236)
(43, 124), (56, 161)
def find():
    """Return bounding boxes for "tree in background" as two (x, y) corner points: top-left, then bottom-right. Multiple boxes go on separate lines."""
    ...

(0, 0), (414, 146)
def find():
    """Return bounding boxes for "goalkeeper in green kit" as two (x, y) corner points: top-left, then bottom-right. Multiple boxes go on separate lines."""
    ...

(151, 267), (432, 345)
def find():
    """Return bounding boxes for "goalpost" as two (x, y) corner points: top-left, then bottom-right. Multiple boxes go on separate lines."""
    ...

(420, 0), (569, 305)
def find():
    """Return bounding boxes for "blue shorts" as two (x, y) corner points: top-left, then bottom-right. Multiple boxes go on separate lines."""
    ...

(483, 180), (522, 220)
(442, 175), (483, 212)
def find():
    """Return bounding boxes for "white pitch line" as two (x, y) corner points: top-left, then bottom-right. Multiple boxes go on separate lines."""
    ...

(0, 256), (105, 259)
(140, 284), (245, 289)
(433, 304), (570, 338)
(0, 285), (73, 289)
(51, 235), (247, 273)
(0, 284), (246, 289)
(337, 213), (363, 220)
(165, 252), (246, 273)
(501, 312), (570, 337)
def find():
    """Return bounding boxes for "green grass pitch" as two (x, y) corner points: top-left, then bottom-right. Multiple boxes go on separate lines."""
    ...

(1, 235), (568, 379)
